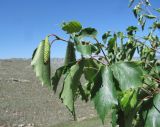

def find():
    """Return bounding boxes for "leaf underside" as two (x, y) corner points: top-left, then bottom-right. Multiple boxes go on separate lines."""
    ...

(31, 40), (51, 87)
(60, 62), (83, 113)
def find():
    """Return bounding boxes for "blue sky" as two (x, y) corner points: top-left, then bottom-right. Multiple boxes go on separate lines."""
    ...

(0, 0), (159, 58)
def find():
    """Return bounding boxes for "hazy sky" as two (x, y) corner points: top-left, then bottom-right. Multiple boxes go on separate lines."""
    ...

(0, 0), (159, 58)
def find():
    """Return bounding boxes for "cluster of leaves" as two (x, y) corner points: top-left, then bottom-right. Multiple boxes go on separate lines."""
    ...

(130, 0), (160, 31)
(31, 0), (160, 127)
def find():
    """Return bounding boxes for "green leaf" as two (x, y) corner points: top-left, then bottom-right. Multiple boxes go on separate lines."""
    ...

(76, 42), (98, 56)
(79, 58), (102, 101)
(108, 37), (116, 53)
(79, 28), (97, 38)
(31, 40), (51, 87)
(93, 66), (118, 123)
(83, 67), (98, 82)
(120, 89), (134, 109)
(52, 66), (65, 92)
(133, 8), (138, 18)
(126, 26), (138, 35)
(143, 14), (156, 19)
(78, 83), (89, 102)
(125, 40), (136, 61)
(89, 67), (103, 99)
(119, 89), (139, 127)
(102, 31), (111, 44)
(144, 94), (160, 127)
(76, 43), (92, 55)
(154, 8), (160, 12)
(111, 108), (118, 127)
(117, 32), (124, 38)
(60, 62), (83, 113)
(145, 0), (151, 6)
(152, 65), (160, 75)
(62, 21), (82, 34)
(79, 58), (101, 101)
(64, 42), (76, 65)
(120, 89), (137, 110)
(130, 90), (137, 108)
(153, 22), (160, 29)
(111, 62), (143, 91)
(32, 48), (37, 59)
(133, 4), (141, 18)
(52, 62), (78, 92)
(142, 19), (146, 31)
(83, 58), (100, 81)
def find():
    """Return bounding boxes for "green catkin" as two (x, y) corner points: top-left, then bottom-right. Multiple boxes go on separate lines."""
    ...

(64, 42), (76, 65)
(44, 36), (50, 64)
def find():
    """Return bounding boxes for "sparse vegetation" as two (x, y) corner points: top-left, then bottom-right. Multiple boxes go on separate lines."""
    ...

(0, 59), (103, 127)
